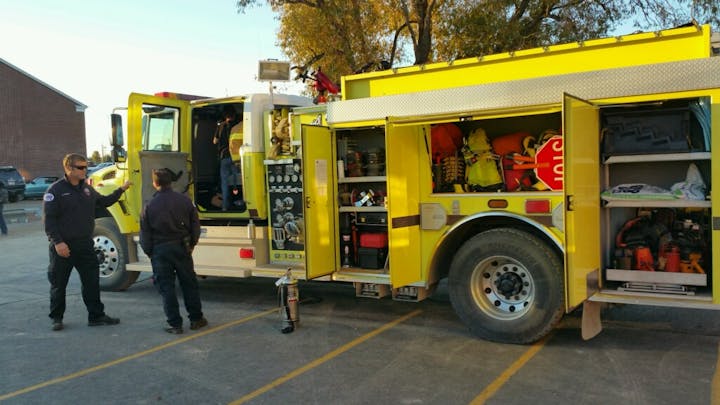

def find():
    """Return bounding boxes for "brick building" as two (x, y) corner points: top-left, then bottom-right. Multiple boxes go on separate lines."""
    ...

(0, 57), (87, 181)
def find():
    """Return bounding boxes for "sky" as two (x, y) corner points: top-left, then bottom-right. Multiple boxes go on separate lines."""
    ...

(1, 0), (304, 156)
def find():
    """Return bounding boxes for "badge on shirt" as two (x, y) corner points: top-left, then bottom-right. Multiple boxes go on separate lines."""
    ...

(43, 193), (54, 202)
(84, 188), (91, 197)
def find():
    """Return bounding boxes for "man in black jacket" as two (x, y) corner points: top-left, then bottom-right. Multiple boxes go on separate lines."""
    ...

(140, 168), (207, 334)
(44, 153), (132, 331)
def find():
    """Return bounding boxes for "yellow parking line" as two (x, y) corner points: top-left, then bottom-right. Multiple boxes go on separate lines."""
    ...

(469, 332), (554, 404)
(712, 342), (720, 405)
(0, 308), (277, 402)
(229, 309), (423, 405)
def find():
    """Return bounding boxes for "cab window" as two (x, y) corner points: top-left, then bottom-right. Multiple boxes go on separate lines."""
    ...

(142, 105), (180, 151)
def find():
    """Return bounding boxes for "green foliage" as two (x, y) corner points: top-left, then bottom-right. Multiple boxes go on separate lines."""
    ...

(238, 0), (720, 85)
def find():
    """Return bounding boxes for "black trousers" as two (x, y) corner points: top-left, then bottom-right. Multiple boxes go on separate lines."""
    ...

(151, 242), (203, 327)
(47, 238), (106, 321)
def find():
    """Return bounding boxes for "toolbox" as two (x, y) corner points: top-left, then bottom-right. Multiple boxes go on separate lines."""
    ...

(601, 102), (706, 157)
(357, 211), (387, 226)
(360, 232), (388, 248)
(358, 247), (387, 269)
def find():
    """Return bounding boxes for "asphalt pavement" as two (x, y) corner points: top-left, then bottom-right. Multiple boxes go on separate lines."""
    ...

(1, 199), (719, 404)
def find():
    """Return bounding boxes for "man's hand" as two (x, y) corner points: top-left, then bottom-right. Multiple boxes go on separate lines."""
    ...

(121, 181), (133, 191)
(54, 242), (70, 258)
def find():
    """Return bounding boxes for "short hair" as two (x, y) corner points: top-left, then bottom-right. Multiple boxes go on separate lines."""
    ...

(223, 104), (236, 117)
(152, 168), (172, 188)
(63, 153), (87, 169)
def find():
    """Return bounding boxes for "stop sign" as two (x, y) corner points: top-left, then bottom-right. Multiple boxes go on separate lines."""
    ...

(534, 136), (563, 190)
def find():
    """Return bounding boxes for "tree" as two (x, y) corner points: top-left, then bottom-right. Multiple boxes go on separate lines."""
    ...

(238, 1), (402, 85)
(435, 0), (720, 60)
(90, 151), (102, 163)
(238, 0), (720, 82)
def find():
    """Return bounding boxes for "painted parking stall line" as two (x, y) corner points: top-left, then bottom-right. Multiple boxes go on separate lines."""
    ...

(229, 309), (423, 405)
(713, 342), (720, 405)
(0, 308), (277, 402)
(470, 332), (554, 404)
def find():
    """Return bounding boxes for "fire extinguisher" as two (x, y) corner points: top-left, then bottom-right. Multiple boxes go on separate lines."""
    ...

(276, 268), (299, 333)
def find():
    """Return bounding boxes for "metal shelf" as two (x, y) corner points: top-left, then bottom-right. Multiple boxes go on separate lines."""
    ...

(338, 206), (387, 213)
(606, 268), (707, 286)
(604, 152), (710, 164)
(338, 176), (386, 184)
(602, 199), (711, 208)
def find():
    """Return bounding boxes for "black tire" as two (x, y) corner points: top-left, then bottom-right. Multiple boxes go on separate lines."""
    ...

(94, 217), (139, 291)
(448, 228), (564, 344)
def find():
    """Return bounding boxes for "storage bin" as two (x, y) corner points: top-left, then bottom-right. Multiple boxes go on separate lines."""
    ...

(360, 232), (388, 248)
(601, 105), (705, 157)
(358, 247), (387, 269)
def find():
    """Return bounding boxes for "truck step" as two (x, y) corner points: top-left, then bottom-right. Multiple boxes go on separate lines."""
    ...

(392, 286), (430, 302)
(355, 282), (390, 299)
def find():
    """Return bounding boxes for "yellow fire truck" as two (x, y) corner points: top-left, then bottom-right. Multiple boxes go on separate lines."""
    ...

(96, 24), (720, 344)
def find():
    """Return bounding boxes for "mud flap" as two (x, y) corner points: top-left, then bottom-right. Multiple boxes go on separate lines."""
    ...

(581, 300), (603, 340)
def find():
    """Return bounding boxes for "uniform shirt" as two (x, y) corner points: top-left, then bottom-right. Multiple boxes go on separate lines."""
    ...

(43, 176), (124, 244)
(139, 188), (200, 256)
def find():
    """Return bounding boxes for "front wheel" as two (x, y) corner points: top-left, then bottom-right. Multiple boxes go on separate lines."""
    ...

(94, 217), (139, 291)
(448, 228), (564, 344)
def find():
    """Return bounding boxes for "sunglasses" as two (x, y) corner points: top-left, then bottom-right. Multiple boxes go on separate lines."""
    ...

(73, 165), (88, 170)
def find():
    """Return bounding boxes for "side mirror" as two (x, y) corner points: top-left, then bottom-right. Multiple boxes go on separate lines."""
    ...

(110, 114), (127, 162)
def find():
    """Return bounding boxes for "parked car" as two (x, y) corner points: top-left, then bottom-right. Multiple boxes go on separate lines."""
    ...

(25, 176), (60, 199)
(88, 162), (114, 176)
(0, 166), (26, 202)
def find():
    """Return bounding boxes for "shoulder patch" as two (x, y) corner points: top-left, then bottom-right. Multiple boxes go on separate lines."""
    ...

(43, 193), (54, 202)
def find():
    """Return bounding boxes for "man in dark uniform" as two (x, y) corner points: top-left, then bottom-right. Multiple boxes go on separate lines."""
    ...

(44, 153), (132, 331)
(140, 168), (207, 334)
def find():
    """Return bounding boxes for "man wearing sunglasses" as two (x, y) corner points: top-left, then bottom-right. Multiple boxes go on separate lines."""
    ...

(43, 153), (132, 331)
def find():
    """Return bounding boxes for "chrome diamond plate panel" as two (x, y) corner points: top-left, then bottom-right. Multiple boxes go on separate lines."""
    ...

(327, 58), (720, 124)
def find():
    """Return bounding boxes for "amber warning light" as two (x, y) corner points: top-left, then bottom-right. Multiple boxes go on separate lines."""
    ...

(153, 92), (207, 101)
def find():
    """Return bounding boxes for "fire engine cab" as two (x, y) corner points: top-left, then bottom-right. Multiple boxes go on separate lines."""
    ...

(95, 23), (720, 344)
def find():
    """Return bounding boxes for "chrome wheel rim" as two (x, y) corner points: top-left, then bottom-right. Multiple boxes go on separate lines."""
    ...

(94, 235), (120, 279)
(471, 255), (535, 320)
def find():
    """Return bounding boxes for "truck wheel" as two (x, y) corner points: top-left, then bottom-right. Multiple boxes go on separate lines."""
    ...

(94, 217), (139, 291)
(448, 228), (564, 344)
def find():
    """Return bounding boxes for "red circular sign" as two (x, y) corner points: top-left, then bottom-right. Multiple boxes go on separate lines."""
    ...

(534, 136), (563, 190)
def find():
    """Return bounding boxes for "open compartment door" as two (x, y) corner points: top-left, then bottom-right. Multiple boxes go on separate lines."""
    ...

(386, 121), (422, 287)
(301, 124), (337, 279)
(563, 93), (601, 309)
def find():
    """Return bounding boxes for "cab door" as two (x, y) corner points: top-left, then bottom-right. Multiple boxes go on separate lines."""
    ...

(301, 124), (336, 279)
(127, 93), (190, 220)
(563, 93), (601, 309)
